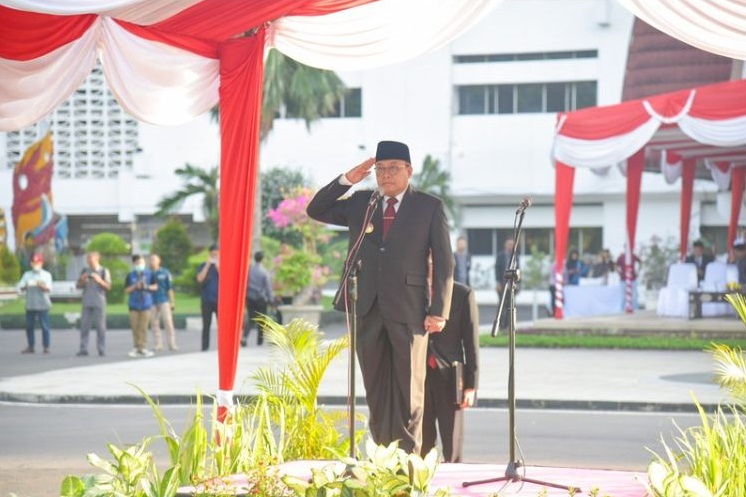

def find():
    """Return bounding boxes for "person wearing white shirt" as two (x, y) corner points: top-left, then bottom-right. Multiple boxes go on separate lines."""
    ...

(17, 252), (53, 354)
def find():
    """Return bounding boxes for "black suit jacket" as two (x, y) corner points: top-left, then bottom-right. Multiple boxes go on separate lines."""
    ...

(684, 253), (714, 281)
(428, 282), (479, 394)
(307, 177), (454, 325)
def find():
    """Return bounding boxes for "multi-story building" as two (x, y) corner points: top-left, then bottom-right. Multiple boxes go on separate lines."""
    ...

(1, 0), (742, 289)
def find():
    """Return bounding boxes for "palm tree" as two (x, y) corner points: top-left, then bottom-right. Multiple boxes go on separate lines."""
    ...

(203, 49), (348, 246)
(411, 154), (457, 222)
(155, 164), (219, 241)
(211, 49), (348, 141)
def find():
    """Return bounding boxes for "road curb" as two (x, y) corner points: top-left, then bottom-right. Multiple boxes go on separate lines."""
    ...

(0, 391), (719, 413)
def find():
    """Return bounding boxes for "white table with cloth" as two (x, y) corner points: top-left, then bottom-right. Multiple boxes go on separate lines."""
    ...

(563, 282), (624, 317)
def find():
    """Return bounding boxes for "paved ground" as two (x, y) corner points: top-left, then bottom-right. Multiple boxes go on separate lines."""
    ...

(0, 317), (731, 411)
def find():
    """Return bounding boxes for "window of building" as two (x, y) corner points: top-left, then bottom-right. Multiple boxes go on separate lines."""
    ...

(699, 226), (728, 257)
(467, 229), (494, 256)
(465, 226), (601, 258)
(4, 64), (139, 179)
(328, 88), (362, 118)
(453, 50), (598, 64)
(458, 85), (488, 115)
(456, 81), (597, 115)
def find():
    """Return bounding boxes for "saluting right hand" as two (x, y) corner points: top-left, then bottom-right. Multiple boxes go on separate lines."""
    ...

(344, 157), (376, 184)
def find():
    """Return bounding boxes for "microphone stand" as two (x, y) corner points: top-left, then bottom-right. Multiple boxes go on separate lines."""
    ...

(463, 203), (579, 494)
(334, 191), (380, 459)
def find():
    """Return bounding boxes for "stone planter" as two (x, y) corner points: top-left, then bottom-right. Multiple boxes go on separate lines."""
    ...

(278, 304), (324, 327)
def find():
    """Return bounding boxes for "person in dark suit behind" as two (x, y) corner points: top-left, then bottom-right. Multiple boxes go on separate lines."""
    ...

(684, 240), (714, 283)
(307, 140), (454, 454)
(422, 280), (479, 462)
(453, 236), (471, 286)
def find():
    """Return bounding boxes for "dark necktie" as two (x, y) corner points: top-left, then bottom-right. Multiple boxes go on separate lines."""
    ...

(383, 197), (398, 240)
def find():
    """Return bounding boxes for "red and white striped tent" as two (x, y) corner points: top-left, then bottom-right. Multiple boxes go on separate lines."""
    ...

(0, 0), (499, 418)
(551, 79), (746, 318)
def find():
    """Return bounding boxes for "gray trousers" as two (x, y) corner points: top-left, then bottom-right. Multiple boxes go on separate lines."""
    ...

(356, 302), (428, 454)
(79, 306), (106, 354)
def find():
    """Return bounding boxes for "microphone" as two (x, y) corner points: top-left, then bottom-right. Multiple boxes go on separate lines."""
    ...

(516, 196), (533, 213)
(368, 187), (383, 206)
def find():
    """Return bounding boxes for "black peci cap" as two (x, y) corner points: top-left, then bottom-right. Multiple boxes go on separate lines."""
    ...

(375, 140), (411, 164)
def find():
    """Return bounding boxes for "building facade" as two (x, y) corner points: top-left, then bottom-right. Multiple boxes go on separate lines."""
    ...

(2, 0), (742, 289)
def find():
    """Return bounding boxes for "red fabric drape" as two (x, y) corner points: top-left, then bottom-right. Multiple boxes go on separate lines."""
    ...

(623, 150), (644, 313)
(0, 6), (96, 60)
(729, 166), (745, 256)
(216, 31), (266, 421)
(679, 158), (696, 260)
(553, 161), (575, 319)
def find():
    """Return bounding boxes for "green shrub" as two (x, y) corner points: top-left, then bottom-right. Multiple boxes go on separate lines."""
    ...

(173, 249), (208, 295)
(0, 244), (21, 284)
(151, 218), (193, 276)
(646, 298), (746, 496)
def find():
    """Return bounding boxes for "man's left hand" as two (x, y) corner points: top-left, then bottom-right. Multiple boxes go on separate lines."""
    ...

(461, 388), (476, 408)
(424, 315), (446, 333)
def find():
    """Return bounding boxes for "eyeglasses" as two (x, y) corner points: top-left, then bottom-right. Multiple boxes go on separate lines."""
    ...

(374, 165), (406, 176)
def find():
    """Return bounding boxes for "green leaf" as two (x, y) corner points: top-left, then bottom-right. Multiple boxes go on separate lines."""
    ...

(60, 476), (84, 497)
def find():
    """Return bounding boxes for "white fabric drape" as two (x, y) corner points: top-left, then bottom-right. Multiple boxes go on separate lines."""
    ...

(0, 18), (100, 131)
(270, 0), (502, 70)
(100, 18), (219, 125)
(706, 160), (732, 191)
(618, 0), (746, 61)
(2, 0), (205, 23)
(553, 99), (746, 169)
(661, 150), (682, 184)
(0, 0), (502, 130)
(553, 117), (659, 168)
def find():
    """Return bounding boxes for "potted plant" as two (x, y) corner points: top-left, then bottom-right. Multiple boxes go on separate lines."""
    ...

(268, 187), (332, 325)
(639, 235), (680, 310)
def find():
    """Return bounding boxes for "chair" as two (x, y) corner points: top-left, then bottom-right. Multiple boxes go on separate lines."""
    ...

(657, 263), (698, 317)
(699, 262), (726, 316)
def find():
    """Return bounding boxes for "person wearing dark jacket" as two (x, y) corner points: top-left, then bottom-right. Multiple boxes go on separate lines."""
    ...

(307, 140), (454, 454)
(422, 281), (479, 462)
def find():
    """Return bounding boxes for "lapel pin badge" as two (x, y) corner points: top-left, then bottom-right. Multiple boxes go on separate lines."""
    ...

(365, 223), (374, 234)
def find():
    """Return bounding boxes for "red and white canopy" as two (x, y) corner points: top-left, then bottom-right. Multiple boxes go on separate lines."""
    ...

(0, 0), (500, 416)
(551, 79), (746, 318)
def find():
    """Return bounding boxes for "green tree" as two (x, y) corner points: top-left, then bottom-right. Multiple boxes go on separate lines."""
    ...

(0, 245), (21, 285)
(151, 218), (193, 276)
(155, 164), (219, 242)
(87, 233), (130, 304)
(411, 155), (456, 222)
(211, 50), (348, 141)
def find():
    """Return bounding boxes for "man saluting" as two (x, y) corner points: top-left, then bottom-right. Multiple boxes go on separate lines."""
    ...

(307, 140), (454, 454)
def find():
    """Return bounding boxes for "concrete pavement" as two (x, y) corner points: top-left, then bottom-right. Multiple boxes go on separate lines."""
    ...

(0, 319), (730, 412)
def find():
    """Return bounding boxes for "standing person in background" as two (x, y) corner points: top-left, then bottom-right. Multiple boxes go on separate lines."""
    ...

(76, 251), (111, 357)
(453, 236), (471, 286)
(18, 253), (53, 354)
(242, 251), (274, 347)
(616, 247), (642, 310)
(125, 254), (157, 358)
(307, 140), (454, 454)
(149, 254), (177, 351)
(495, 238), (518, 330)
(565, 249), (585, 285)
(422, 275), (479, 463)
(196, 244), (219, 351)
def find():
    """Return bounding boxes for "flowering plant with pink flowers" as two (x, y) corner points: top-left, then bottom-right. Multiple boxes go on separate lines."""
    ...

(268, 187), (332, 303)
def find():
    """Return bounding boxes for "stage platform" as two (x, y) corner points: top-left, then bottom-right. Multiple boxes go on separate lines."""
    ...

(523, 310), (745, 339)
(178, 461), (648, 496)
